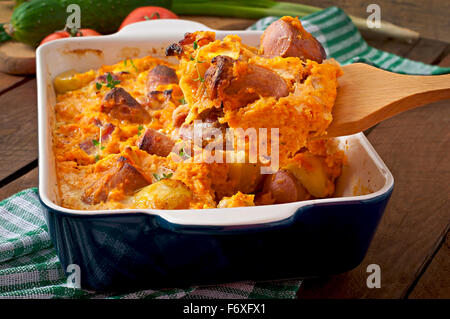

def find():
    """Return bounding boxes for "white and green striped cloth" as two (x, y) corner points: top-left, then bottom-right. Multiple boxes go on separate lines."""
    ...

(249, 6), (450, 75)
(1, 7), (448, 299)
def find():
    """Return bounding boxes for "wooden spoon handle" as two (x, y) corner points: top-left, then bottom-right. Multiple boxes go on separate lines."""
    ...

(325, 63), (450, 138)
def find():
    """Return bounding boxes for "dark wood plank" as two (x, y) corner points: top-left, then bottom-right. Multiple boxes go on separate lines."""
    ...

(366, 38), (419, 57)
(298, 98), (450, 298)
(182, 16), (256, 30)
(404, 38), (448, 65)
(408, 231), (450, 299)
(0, 80), (37, 181)
(0, 167), (38, 201)
(0, 72), (27, 95)
(298, 43), (449, 299)
(284, 0), (450, 43)
(405, 53), (450, 299)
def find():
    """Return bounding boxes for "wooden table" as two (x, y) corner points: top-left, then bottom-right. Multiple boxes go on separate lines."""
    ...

(0, 10), (449, 299)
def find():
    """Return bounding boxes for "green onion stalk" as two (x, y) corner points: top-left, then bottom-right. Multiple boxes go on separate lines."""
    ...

(171, 0), (318, 19)
(171, 0), (419, 43)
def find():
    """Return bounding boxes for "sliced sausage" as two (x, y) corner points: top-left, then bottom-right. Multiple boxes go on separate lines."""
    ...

(261, 19), (326, 63)
(79, 123), (115, 155)
(137, 128), (175, 157)
(226, 64), (289, 102)
(165, 32), (216, 57)
(178, 107), (227, 148)
(204, 55), (289, 108)
(101, 123), (116, 141)
(82, 157), (150, 204)
(146, 89), (173, 110)
(204, 55), (234, 100)
(261, 169), (308, 204)
(79, 140), (95, 154)
(147, 65), (178, 92)
(101, 87), (150, 123)
(172, 104), (190, 127)
(95, 71), (129, 84)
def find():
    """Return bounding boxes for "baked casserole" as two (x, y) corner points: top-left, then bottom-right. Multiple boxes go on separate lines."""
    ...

(52, 16), (345, 211)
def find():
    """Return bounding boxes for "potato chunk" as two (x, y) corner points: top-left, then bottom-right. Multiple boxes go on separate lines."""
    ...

(218, 192), (255, 208)
(285, 153), (333, 198)
(227, 162), (263, 194)
(134, 179), (192, 209)
(54, 70), (82, 94)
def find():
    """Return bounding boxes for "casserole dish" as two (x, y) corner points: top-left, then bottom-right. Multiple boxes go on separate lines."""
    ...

(37, 20), (394, 291)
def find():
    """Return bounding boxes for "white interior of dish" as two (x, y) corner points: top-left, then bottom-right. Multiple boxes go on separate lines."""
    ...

(36, 20), (394, 226)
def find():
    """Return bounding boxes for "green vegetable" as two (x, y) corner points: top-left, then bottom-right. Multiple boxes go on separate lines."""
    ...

(153, 172), (173, 181)
(105, 73), (120, 89)
(171, 0), (318, 20)
(137, 125), (144, 136)
(128, 58), (138, 72)
(5, 0), (172, 47)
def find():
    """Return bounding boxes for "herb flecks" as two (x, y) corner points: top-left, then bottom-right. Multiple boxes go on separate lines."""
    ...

(137, 125), (144, 136)
(190, 41), (205, 83)
(129, 59), (138, 72)
(93, 126), (105, 162)
(153, 172), (173, 181)
(106, 73), (121, 89)
(95, 72), (121, 90)
(123, 58), (138, 72)
(179, 147), (190, 158)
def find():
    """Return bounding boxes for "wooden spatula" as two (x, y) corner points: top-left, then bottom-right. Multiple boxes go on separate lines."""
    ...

(324, 63), (450, 138)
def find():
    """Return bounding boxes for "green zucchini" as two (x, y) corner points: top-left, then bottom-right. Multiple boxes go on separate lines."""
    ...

(6, 0), (172, 47)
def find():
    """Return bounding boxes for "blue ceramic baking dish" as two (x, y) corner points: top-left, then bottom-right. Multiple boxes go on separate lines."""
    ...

(36, 20), (394, 291)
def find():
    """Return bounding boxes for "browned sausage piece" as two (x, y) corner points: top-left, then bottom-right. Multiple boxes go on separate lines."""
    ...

(262, 169), (308, 204)
(172, 104), (190, 127)
(147, 65), (178, 92)
(101, 123), (116, 141)
(79, 140), (95, 154)
(226, 64), (289, 101)
(204, 55), (289, 108)
(101, 87), (150, 124)
(82, 157), (150, 204)
(261, 19), (326, 63)
(204, 55), (234, 100)
(137, 128), (175, 157)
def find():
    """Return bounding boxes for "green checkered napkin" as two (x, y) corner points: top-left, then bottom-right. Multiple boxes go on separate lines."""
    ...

(2, 7), (448, 299)
(248, 6), (450, 75)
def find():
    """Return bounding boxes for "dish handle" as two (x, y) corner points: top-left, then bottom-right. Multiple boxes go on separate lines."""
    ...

(116, 19), (214, 36)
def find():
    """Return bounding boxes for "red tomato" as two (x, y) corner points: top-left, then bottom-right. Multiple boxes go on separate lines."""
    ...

(40, 29), (101, 45)
(119, 7), (178, 30)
